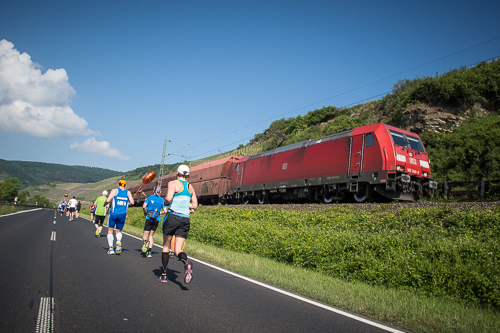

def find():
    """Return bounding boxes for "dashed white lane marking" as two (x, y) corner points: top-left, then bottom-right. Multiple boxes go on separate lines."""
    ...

(50, 231), (56, 241)
(53, 220), (56, 224)
(35, 297), (54, 333)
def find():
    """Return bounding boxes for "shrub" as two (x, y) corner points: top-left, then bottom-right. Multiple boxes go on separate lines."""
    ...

(188, 205), (500, 310)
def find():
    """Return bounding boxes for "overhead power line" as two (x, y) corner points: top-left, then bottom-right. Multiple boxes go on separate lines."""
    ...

(177, 36), (500, 160)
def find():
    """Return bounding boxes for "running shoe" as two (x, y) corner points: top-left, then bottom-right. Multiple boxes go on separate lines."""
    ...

(107, 248), (115, 255)
(95, 229), (100, 237)
(146, 250), (152, 258)
(142, 241), (149, 253)
(115, 241), (122, 254)
(169, 251), (174, 259)
(158, 274), (168, 283)
(184, 261), (193, 284)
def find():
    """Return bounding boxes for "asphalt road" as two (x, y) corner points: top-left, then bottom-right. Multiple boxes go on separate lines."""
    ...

(0, 209), (405, 333)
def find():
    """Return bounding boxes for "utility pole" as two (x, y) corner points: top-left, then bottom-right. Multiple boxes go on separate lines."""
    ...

(158, 139), (172, 190)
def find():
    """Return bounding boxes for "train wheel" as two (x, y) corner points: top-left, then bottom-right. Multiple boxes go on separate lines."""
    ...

(353, 184), (369, 203)
(241, 196), (250, 205)
(257, 195), (271, 204)
(323, 193), (335, 204)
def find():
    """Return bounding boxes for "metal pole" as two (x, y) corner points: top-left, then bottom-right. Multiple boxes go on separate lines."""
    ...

(158, 139), (172, 190)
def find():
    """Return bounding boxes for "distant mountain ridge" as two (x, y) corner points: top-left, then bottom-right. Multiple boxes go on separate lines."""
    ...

(0, 159), (122, 189)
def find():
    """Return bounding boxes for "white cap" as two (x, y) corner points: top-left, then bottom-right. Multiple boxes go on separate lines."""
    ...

(177, 164), (190, 176)
(102, 190), (108, 196)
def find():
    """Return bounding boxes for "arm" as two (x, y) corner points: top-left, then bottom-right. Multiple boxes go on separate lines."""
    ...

(105, 189), (116, 206)
(189, 185), (198, 210)
(128, 190), (134, 206)
(142, 200), (148, 214)
(165, 180), (177, 202)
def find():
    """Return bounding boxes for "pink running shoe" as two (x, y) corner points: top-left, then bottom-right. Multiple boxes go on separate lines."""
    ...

(184, 262), (193, 284)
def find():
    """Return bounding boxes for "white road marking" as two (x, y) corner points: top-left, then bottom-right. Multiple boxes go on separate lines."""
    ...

(50, 231), (56, 241)
(35, 297), (54, 333)
(121, 229), (405, 333)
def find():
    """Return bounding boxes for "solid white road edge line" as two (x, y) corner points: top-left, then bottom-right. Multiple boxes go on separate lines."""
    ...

(120, 229), (405, 333)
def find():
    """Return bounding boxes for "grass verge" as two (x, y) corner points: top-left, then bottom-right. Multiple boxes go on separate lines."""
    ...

(76, 210), (500, 333)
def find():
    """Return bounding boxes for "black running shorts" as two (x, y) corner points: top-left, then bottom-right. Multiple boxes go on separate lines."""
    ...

(162, 213), (190, 238)
(94, 215), (106, 226)
(144, 218), (159, 232)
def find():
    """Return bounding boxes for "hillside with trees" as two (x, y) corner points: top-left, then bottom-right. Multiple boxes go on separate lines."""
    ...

(0, 159), (122, 189)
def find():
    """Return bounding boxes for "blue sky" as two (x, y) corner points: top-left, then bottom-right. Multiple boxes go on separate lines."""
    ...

(0, 0), (499, 172)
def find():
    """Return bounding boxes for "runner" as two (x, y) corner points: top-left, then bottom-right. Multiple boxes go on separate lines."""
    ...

(59, 199), (66, 217)
(68, 196), (78, 221)
(90, 202), (96, 223)
(104, 180), (134, 255)
(76, 200), (82, 219)
(159, 165), (198, 283)
(93, 190), (109, 238)
(142, 186), (167, 258)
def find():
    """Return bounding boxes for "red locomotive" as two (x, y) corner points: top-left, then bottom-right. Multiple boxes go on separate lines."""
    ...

(130, 123), (437, 204)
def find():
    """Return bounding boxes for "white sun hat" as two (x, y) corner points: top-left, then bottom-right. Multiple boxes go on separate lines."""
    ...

(177, 164), (190, 175)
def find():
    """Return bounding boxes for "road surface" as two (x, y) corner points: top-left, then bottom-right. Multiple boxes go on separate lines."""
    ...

(0, 209), (405, 333)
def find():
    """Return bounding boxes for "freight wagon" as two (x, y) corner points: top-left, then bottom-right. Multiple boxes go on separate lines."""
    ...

(129, 155), (240, 205)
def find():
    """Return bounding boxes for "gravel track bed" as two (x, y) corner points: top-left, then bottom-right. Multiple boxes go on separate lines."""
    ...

(200, 201), (500, 213)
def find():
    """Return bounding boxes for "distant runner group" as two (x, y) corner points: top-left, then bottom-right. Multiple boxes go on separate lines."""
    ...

(62, 164), (198, 285)
(58, 196), (82, 220)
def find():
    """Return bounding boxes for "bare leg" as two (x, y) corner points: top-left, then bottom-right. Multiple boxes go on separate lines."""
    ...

(174, 236), (186, 256)
(162, 234), (173, 253)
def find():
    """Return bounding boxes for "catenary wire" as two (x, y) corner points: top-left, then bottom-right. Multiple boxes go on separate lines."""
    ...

(176, 37), (500, 160)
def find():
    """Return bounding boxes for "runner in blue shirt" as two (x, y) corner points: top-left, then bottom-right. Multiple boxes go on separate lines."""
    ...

(104, 180), (134, 255)
(141, 186), (167, 258)
(59, 199), (66, 217)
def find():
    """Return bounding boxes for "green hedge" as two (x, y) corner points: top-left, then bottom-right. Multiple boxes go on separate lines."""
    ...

(185, 205), (500, 310)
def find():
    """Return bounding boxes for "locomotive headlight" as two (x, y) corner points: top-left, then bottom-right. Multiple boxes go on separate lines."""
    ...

(397, 165), (404, 171)
(420, 160), (429, 168)
(396, 154), (406, 162)
(423, 172), (428, 177)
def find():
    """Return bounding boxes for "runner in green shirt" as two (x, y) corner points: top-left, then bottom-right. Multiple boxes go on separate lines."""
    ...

(94, 190), (110, 238)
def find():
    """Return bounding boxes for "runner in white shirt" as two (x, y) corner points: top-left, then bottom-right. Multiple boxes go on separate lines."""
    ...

(68, 196), (78, 221)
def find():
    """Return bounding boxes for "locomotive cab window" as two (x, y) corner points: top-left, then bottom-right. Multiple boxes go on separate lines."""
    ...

(389, 130), (426, 153)
(365, 133), (374, 147)
(390, 130), (407, 147)
(406, 134), (425, 153)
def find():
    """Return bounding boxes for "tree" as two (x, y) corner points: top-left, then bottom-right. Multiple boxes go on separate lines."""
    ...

(0, 177), (20, 202)
(28, 195), (53, 207)
(18, 190), (30, 204)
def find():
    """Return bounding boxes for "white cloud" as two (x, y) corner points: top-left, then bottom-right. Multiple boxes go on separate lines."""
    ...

(69, 137), (130, 161)
(0, 39), (97, 139)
